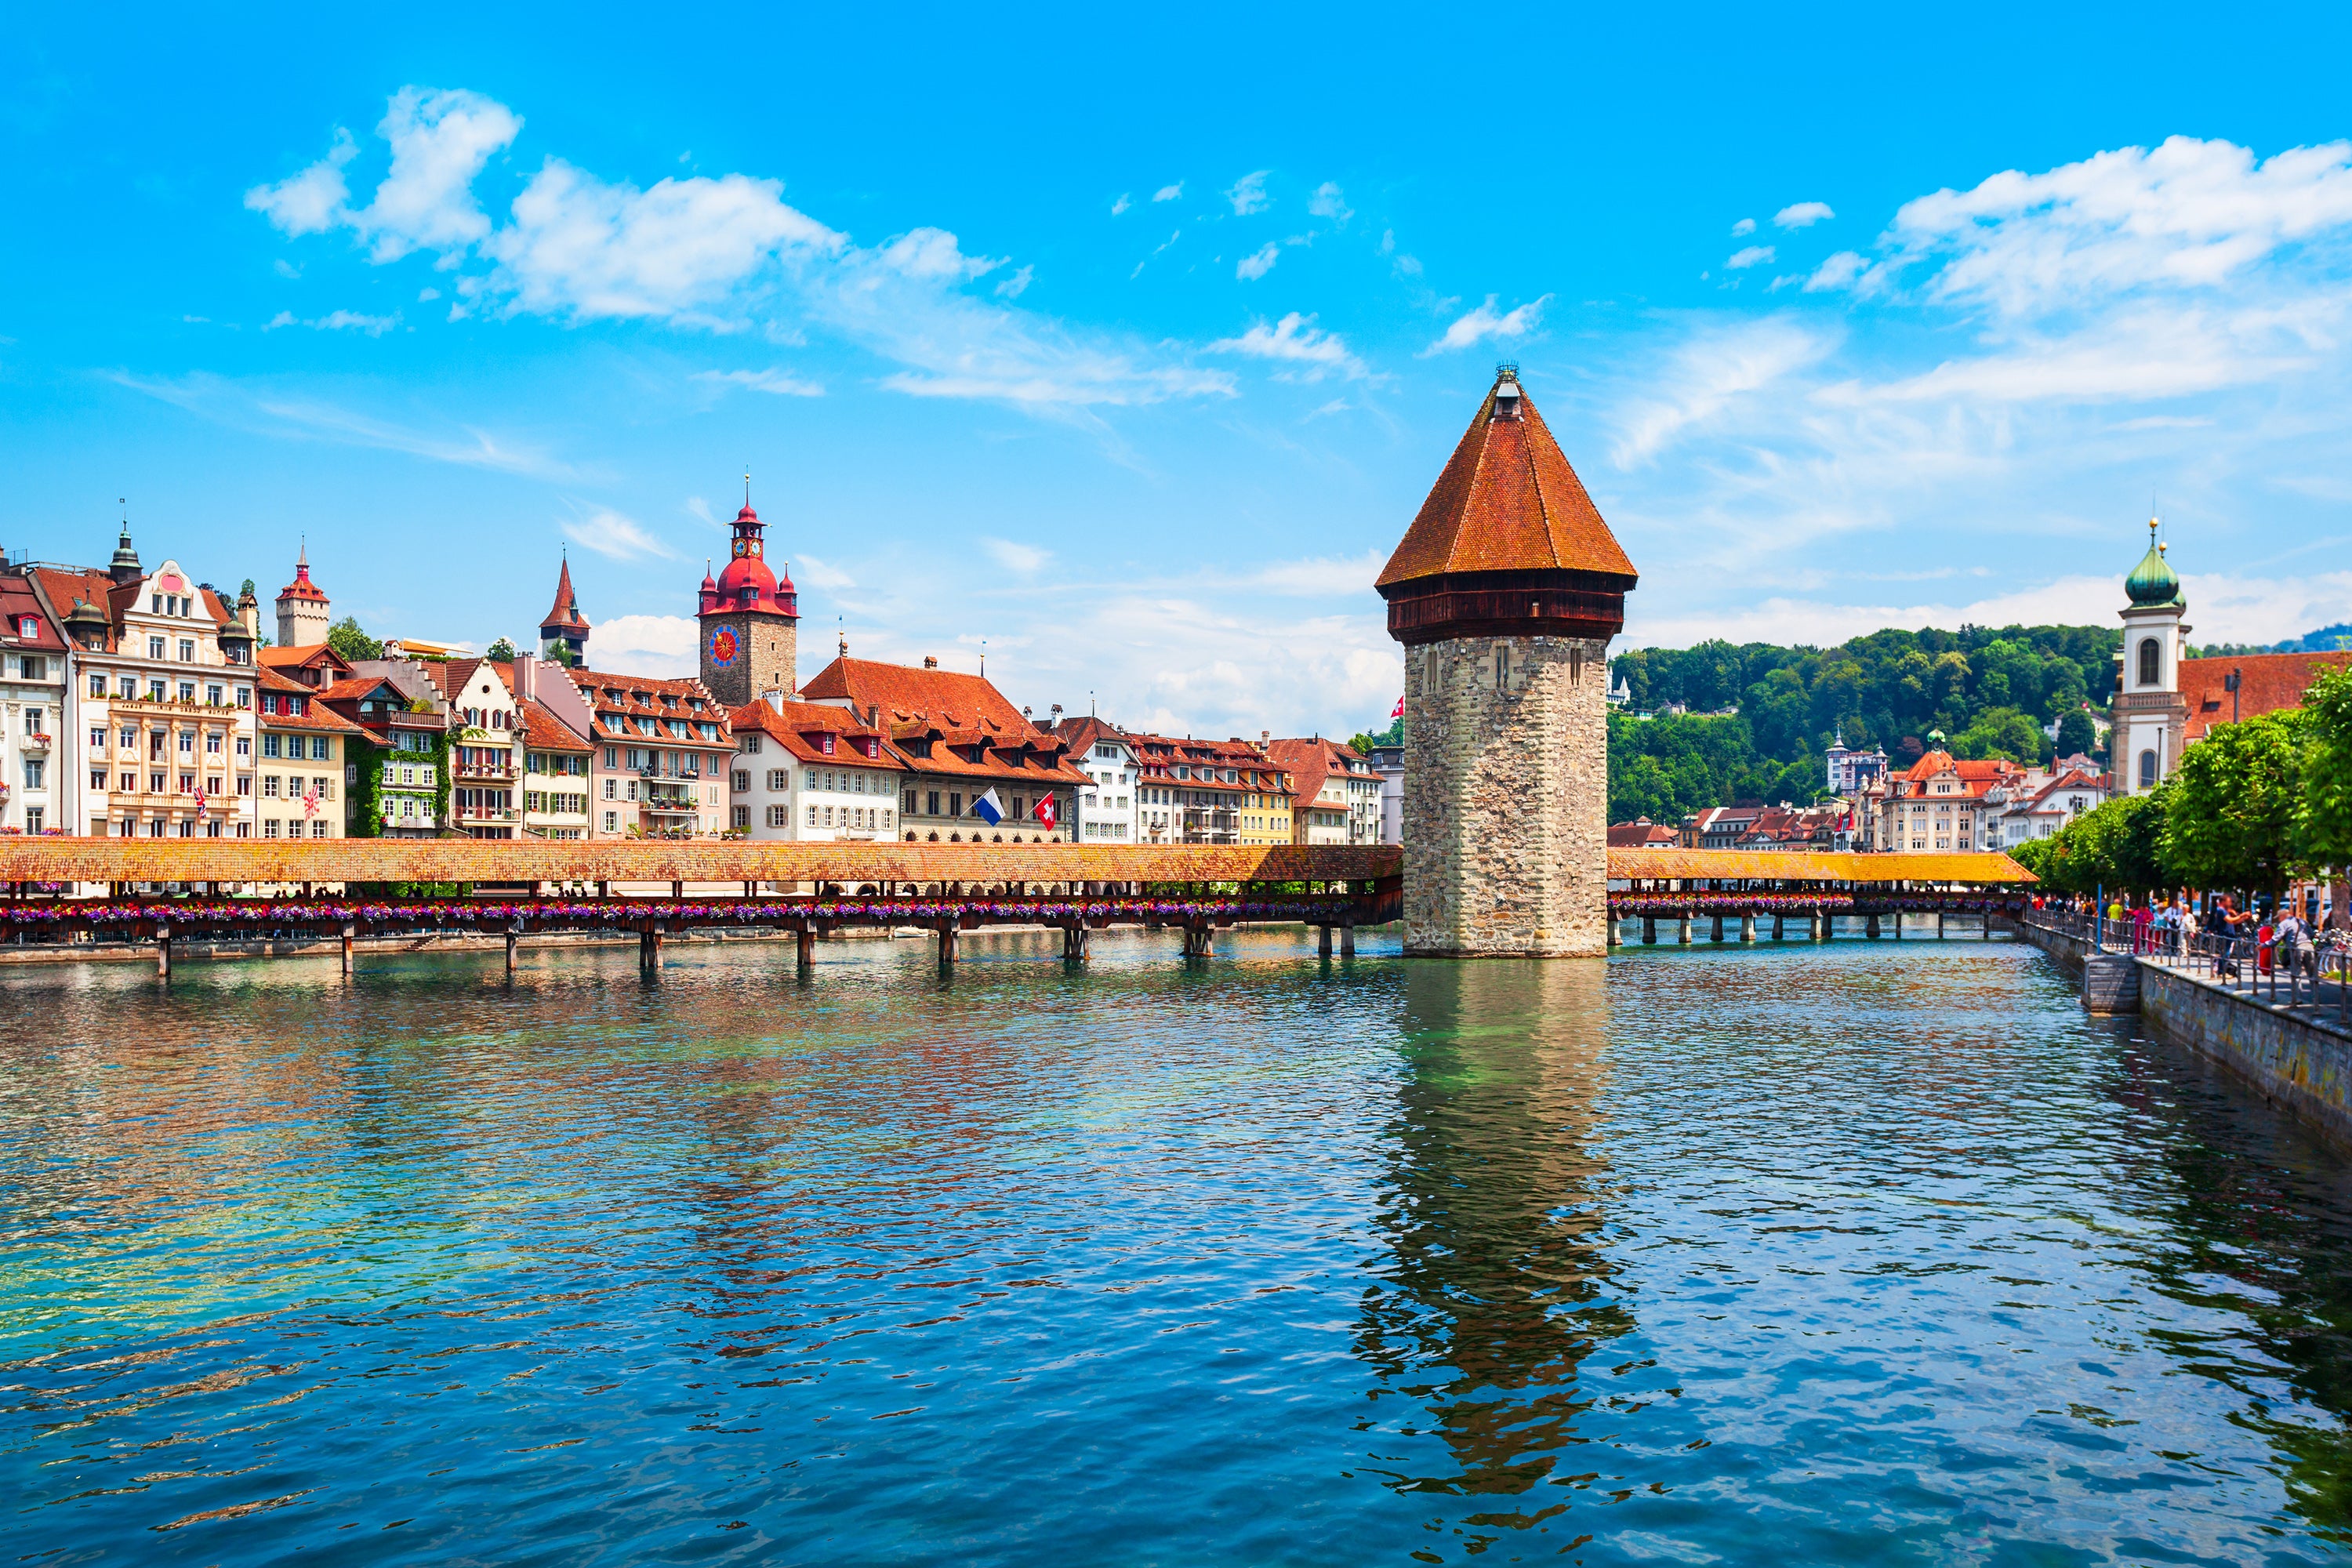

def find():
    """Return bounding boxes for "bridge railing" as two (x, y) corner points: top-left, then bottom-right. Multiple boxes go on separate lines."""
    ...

(2026, 909), (2351, 1025)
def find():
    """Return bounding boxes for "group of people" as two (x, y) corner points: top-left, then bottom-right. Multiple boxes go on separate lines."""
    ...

(2032, 889), (2338, 977)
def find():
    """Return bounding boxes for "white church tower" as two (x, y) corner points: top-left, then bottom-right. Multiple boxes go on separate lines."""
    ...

(2112, 517), (2190, 794)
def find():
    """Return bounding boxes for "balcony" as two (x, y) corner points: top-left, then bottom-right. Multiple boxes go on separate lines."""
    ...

(456, 806), (517, 824)
(20, 733), (49, 755)
(454, 762), (517, 781)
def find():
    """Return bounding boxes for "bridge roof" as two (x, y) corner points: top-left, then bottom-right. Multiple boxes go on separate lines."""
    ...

(1609, 849), (2034, 884)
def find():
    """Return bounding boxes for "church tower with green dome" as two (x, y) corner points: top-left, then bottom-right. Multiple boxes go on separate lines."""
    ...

(2112, 517), (2191, 795)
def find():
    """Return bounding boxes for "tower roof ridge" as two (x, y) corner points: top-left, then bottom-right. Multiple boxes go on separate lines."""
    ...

(1377, 372), (1635, 588)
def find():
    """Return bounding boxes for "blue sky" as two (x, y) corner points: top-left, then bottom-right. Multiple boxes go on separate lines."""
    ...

(8, 5), (2352, 737)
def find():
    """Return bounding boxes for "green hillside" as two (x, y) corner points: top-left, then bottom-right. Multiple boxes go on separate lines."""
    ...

(1606, 624), (2118, 824)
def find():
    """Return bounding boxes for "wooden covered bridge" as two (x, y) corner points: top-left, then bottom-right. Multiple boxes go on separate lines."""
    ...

(0, 840), (2032, 974)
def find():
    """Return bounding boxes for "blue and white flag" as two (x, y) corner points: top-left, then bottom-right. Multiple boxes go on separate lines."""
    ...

(972, 787), (1005, 826)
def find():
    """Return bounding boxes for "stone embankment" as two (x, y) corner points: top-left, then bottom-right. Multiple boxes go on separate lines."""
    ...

(2017, 918), (2352, 1148)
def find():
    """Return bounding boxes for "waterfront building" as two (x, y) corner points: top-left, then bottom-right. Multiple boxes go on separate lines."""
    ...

(274, 547), (332, 648)
(800, 654), (1083, 842)
(1876, 747), (2027, 852)
(318, 670), (448, 836)
(1268, 736), (1381, 844)
(1120, 731), (1292, 844)
(31, 529), (259, 837)
(539, 557), (591, 666)
(1051, 716), (1140, 843)
(254, 668), (359, 840)
(728, 694), (905, 840)
(697, 498), (799, 709)
(496, 656), (595, 840)
(565, 667), (733, 838)
(425, 657), (524, 837)
(1377, 365), (1636, 956)
(0, 557), (67, 835)
(258, 641), (355, 690)
(1682, 804), (1765, 849)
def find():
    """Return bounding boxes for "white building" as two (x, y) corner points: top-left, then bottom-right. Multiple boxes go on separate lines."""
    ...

(0, 559), (67, 835)
(31, 532), (260, 838)
(1824, 731), (1889, 795)
(1370, 743), (1403, 844)
(1268, 735), (1383, 844)
(2112, 518), (2191, 795)
(728, 695), (904, 840)
(1051, 717), (1138, 843)
(1986, 764), (2108, 849)
(426, 656), (524, 838)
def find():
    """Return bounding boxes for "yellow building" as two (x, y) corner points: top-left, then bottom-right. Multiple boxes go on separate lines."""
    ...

(256, 668), (360, 840)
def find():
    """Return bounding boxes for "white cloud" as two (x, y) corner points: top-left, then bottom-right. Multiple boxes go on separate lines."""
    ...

(695, 367), (825, 396)
(1804, 251), (1867, 292)
(250, 85), (1229, 417)
(245, 129), (357, 235)
(1236, 242), (1279, 281)
(417, 286), (440, 301)
(1730, 217), (1756, 238)
(1110, 193), (1131, 216)
(1422, 293), (1550, 354)
(982, 538), (1052, 574)
(1307, 182), (1352, 223)
(1206, 312), (1366, 381)
(590, 613), (698, 677)
(561, 506), (676, 561)
(1727, 245), (1775, 270)
(1152, 182), (1183, 202)
(994, 263), (1033, 299)
(1774, 201), (1835, 229)
(1880, 136), (2352, 318)
(1226, 170), (1271, 216)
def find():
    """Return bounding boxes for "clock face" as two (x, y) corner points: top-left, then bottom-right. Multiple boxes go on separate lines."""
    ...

(707, 626), (739, 667)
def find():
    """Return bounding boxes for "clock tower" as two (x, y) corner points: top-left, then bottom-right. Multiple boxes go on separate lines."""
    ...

(696, 495), (798, 708)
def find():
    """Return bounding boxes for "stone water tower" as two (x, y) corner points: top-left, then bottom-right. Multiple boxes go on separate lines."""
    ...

(1377, 365), (1637, 956)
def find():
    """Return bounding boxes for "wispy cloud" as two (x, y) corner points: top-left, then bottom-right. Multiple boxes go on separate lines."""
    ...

(109, 371), (586, 481)
(1152, 182), (1183, 203)
(795, 553), (857, 590)
(561, 506), (676, 561)
(1607, 317), (1835, 467)
(1731, 217), (1756, 238)
(1774, 201), (1835, 229)
(1726, 245), (1775, 270)
(695, 366), (824, 397)
(263, 307), (402, 335)
(1110, 193), (1131, 216)
(1422, 294), (1550, 355)
(1307, 182), (1352, 223)
(1236, 242), (1279, 281)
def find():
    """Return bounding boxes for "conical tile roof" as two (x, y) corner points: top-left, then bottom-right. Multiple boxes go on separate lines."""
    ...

(1377, 371), (1635, 588)
(542, 557), (590, 632)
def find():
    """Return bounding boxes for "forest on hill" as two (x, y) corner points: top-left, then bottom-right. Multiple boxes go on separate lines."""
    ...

(1603, 623), (2119, 825)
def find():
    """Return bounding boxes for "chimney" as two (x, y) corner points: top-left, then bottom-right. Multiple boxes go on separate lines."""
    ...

(923, 655), (938, 669)
(514, 652), (535, 702)
(763, 689), (785, 714)
(1261, 730), (1270, 750)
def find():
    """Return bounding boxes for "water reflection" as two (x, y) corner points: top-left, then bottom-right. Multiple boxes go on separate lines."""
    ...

(1356, 960), (1629, 1544)
(2112, 1028), (2352, 1542)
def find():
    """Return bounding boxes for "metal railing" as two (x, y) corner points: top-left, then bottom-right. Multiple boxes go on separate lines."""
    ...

(2027, 906), (2350, 1027)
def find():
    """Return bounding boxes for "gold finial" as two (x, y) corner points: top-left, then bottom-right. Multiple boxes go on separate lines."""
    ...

(744, 470), (751, 506)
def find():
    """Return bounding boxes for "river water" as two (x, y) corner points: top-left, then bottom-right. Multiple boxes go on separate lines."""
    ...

(5, 929), (2352, 1565)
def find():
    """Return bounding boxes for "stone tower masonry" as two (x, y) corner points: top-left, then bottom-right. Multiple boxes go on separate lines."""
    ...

(696, 499), (798, 709)
(275, 545), (332, 648)
(1376, 367), (1639, 957)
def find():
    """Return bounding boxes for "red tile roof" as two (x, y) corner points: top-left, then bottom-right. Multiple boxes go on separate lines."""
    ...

(1608, 818), (1679, 848)
(1377, 376), (1636, 587)
(542, 557), (590, 632)
(800, 656), (1087, 786)
(2180, 652), (2352, 742)
(256, 667), (363, 733)
(730, 698), (907, 768)
(514, 696), (592, 753)
(1265, 736), (1367, 811)
(563, 666), (733, 754)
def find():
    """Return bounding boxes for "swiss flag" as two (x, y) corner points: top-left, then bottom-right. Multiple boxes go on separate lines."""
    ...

(1033, 794), (1058, 830)
(1390, 696), (1404, 718)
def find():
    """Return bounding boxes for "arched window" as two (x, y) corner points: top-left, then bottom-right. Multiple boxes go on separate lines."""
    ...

(2138, 637), (2161, 686)
(2139, 748), (2158, 789)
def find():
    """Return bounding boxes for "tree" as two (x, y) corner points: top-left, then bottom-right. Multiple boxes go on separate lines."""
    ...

(485, 637), (517, 662)
(326, 615), (382, 663)
(2301, 664), (2352, 869)
(1951, 706), (2048, 766)
(2053, 707), (2099, 760)
(2162, 710), (2309, 900)
(2034, 789), (2172, 898)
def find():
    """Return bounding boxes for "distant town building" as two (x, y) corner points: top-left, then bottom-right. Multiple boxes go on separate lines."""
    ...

(1120, 731), (1293, 845)
(1606, 818), (1678, 850)
(1369, 742), (1403, 844)
(728, 693), (905, 840)
(1053, 717), (1141, 843)
(1877, 749), (2029, 852)
(697, 498), (798, 709)
(274, 547), (332, 649)
(1824, 731), (1889, 794)
(1985, 763), (2108, 850)
(539, 556), (591, 666)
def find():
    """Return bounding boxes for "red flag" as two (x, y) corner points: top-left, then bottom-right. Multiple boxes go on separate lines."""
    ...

(1033, 794), (1058, 830)
(1390, 696), (1404, 718)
